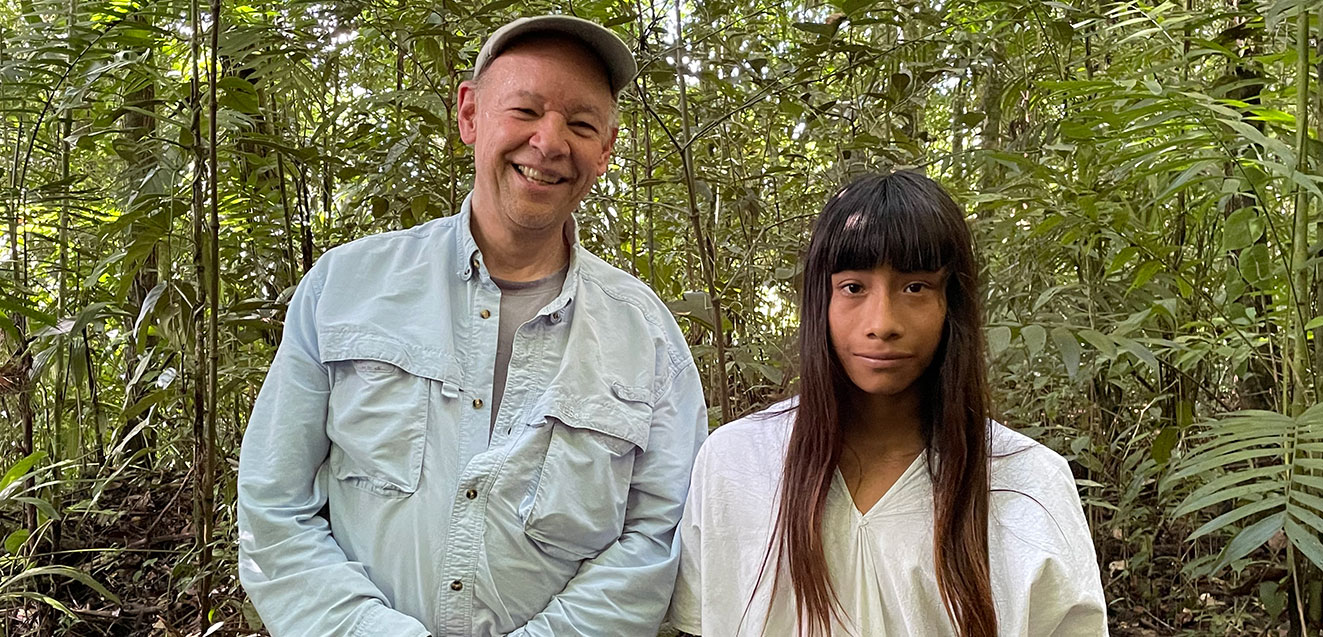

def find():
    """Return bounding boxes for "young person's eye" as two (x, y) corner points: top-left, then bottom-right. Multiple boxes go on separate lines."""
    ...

(840, 282), (864, 295)
(903, 282), (929, 293)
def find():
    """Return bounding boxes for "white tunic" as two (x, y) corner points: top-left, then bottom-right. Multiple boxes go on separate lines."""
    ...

(667, 400), (1108, 636)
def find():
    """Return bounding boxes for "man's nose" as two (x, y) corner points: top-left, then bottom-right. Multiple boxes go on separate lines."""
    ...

(529, 114), (571, 158)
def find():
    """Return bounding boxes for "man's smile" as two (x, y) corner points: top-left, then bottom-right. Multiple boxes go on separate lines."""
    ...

(514, 163), (568, 185)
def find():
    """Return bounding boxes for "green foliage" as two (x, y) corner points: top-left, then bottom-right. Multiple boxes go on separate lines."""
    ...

(1, 0), (1321, 631)
(1166, 406), (1323, 575)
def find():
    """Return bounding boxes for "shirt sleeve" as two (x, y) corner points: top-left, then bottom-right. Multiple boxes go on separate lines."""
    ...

(508, 361), (708, 636)
(1024, 453), (1109, 636)
(236, 261), (431, 637)
(665, 440), (707, 635)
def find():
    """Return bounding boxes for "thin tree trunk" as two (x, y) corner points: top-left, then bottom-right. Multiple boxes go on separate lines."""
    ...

(198, 0), (222, 623)
(673, 0), (730, 425)
(1289, 3), (1313, 414)
(188, 0), (212, 625)
(1286, 8), (1313, 634)
(121, 13), (160, 461)
(9, 116), (35, 535)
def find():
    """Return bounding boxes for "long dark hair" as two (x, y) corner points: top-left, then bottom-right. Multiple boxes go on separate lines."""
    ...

(770, 170), (995, 636)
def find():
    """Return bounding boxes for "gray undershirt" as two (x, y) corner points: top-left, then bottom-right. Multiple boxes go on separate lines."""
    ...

(490, 268), (568, 433)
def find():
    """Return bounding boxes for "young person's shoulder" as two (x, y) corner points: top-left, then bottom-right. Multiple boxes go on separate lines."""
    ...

(696, 397), (798, 470)
(986, 422), (1093, 556)
(987, 422), (1076, 488)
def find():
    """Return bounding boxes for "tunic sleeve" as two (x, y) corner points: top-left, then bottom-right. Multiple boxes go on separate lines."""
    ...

(990, 428), (1109, 636)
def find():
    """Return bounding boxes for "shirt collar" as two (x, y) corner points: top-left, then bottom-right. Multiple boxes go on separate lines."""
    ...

(455, 193), (583, 318)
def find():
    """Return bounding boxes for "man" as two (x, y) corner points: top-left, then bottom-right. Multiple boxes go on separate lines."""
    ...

(237, 16), (708, 636)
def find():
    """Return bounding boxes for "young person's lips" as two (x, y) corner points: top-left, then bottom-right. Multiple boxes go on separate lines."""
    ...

(854, 352), (912, 369)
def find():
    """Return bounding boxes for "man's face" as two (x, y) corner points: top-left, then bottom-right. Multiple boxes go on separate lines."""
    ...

(458, 37), (618, 238)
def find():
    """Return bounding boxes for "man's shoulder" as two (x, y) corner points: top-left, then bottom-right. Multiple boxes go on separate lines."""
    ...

(321, 215), (458, 264)
(573, 247), (689, 352)
(308, 216), (461, 297)
(575, 248), (667, 313)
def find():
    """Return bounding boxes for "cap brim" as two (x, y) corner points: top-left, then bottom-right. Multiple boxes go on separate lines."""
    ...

(479, 15), (637, 94)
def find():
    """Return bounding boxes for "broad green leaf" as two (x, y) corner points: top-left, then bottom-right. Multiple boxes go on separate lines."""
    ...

(1117, 338), (1160, 373)
(1238, 243), (1273, 286)
(1211, 511), (1285, 574)
(1051, 326), (1080, 379)
(0, 565), (119, 603)
(1151, 427), (1179, 465)
(1286, 518), (1323, 570)
(3, 529), (30, 555)
(133, 281), (166, 335)
(1078, 329), (1116, 360)
(0, 452), (47, 495)
(1021, 324), (1046, 357)
(987, 326), (1012, 357)
(1129, 260), (1163, 292)
(1223, 208), (1265, 251)
(1188, 495), (1283, 541)
(1260, 581), (1287, 619)
(1175, 468), (1283, 517)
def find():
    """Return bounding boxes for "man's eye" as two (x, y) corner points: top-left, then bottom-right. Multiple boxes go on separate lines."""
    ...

(572, 121), (598, 133)
(514, 108), (537, 116)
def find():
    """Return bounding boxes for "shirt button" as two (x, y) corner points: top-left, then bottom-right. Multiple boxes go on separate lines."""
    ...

(450, 579), (463, 591)
(470, 257), (479, 270)
(480, 309), (491, 319)
(473, 398), (484, 409)
(550, 311), (562, 322)
(465, 489), (478, 500)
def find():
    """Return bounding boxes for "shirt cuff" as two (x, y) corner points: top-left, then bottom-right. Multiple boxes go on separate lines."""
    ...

(351, 602), (432, 637)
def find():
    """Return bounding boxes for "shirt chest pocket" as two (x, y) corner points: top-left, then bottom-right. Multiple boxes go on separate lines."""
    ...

(325, 358), (431, 497)
(520, 384), (652, 561)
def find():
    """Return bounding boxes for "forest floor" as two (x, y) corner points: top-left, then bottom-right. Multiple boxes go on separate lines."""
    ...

(2, 465), (1288, 637)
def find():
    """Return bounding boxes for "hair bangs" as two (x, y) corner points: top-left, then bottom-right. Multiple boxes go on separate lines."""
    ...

(820, 173), (963, 275)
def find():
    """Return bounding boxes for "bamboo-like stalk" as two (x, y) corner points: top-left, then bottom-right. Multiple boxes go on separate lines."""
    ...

(199, 0), (221, 623)
(673, 0), (731, 425)
(1289, 0), (1313, 414)
(188, 0), (210, 625)
(1286, 5), (1313, 633)
(10, 112), (35, 535)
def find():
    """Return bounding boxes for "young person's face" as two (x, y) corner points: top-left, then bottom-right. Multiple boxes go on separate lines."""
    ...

(828, 265), (948, 403)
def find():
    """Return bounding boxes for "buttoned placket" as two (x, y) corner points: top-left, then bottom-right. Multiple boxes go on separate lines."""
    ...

(437, 251), (507, 635)
(436, 247), (581, 635)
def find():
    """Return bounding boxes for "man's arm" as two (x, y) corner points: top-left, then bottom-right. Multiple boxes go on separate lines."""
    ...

(509, 362), (708, 636)
(237, 263), (430, 637)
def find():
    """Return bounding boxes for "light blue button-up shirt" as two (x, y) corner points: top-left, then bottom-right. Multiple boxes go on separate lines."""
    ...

(237, 195), (708, 636)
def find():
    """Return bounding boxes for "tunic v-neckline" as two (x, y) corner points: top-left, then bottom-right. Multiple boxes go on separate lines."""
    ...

(833, 451), (929, 518)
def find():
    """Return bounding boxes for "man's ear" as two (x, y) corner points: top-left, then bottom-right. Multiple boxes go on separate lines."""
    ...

(457, 81), (479, 145)
(594, 126), (619, 177)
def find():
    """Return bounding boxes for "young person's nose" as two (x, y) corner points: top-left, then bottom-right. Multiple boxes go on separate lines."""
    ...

(863, 291), (903, 340)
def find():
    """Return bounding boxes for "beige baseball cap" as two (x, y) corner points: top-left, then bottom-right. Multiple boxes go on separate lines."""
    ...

(473, 15), (638, 95)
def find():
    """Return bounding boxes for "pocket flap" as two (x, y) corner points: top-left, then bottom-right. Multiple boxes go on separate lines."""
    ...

(319, 328), (454, 383)
(538, 383), (652, 452)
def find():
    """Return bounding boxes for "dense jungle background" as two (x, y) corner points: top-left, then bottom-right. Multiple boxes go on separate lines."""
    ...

(2, 0), (1323, 633)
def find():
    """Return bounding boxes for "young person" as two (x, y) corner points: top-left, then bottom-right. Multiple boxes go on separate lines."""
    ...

(667, 171), (1107, 636)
